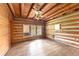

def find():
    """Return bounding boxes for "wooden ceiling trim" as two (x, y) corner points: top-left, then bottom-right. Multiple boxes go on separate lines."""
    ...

(43, 4), (68, 18)
(45, 4), (78, 21)
(27, 3), (34, 18)
(7, 3), (15, 16)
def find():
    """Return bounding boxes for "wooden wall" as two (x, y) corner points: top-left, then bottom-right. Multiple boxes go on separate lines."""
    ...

(46, 11), (79, 47)
(0, 4), (13, 56)
(12, 18), (45, 43)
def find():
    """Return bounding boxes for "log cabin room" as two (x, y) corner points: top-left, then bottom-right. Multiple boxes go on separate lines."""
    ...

(0, 3), (79, 56)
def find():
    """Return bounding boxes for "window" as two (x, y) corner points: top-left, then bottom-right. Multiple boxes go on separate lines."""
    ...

(23, 24), (42, 36)
(23, 24), (30, 36)
(37, 25), (42, 35)
(54, 24), (60, 30)
(30, 25), (37, 36)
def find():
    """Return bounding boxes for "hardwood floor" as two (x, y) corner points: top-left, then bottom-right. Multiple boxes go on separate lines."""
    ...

(5, 39), (79, 56)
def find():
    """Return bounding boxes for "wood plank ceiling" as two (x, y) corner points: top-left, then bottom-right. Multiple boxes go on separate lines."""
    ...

(7, 3), (79, 21)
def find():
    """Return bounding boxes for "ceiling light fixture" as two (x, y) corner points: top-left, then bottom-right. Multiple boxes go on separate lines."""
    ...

(34, 4), (42, 20)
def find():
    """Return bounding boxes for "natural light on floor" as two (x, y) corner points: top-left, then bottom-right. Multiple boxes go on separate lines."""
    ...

(28, 39), (45, 56)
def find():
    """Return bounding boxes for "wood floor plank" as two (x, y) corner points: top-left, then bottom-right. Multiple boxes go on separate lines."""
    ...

(5, 39), (79, 56)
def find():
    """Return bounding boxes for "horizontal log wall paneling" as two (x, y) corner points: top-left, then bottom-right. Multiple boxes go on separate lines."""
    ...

(46, 11), (79, 46)
(0, 4), (13, 56)
(12, 18), (45, 43)
(12, 19), (23, 43)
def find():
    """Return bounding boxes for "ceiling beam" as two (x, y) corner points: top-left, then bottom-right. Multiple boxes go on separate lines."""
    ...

(40, 3), (47, 10)
(45, 4), (78, 21)
(7, 3), (15, 16)
(43, 4), (68, 18)
(47, 4), (77, 19)
(21, 3), (24, 18)
(42, 4), (57, 15)
(26, 3), (34, 18)
(20, 3), (21, 17)
(42, 3), (58, 15)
